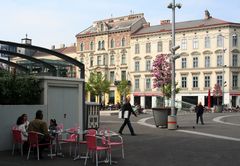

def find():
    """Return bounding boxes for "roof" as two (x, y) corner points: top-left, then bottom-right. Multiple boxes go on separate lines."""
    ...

(133, 17), (240, 36)
(76, 13), (144, 37)
(33, 45), (76, 57)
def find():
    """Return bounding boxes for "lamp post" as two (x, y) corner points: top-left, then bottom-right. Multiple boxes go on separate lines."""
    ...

(220, 34), (227, 111)
(168, 0), (181, 116)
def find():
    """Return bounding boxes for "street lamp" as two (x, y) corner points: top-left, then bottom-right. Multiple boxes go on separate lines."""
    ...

(168, 0), (181, 116)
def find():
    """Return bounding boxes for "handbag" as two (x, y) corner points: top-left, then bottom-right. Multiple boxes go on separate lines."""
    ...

(118, 110), (122, 119)
(123, 110), (129, 118)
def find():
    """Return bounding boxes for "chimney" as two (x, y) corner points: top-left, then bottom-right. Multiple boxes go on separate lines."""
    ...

(60, 44), (65, 48)
(51, 45), (55, 50)
(204, 10), (212, 19)
(143, 22), (150, 28)
(160, 20), (171, 25)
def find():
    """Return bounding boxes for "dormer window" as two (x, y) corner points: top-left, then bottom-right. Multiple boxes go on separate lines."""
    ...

(80, 43), (84, 51)
(121, 38), (126, 47)
(100, 24), (104, 31)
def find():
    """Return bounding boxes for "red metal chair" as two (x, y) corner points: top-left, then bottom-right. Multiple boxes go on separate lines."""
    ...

(84, 134), (110, 166)
(27, 131), (53, 160)
(12, 129), (24, 156)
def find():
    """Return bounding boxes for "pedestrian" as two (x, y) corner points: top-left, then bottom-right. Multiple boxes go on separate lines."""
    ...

(118, 96), (137, 136)
(195, 102), (205, 125)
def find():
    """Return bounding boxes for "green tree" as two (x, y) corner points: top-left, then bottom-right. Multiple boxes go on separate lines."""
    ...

(86, 72), (110, 104)
(116, 80), (130, 103)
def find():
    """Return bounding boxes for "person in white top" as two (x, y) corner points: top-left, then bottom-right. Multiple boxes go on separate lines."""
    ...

(21, 114), (29, 130)
(16, 116), (28, 141)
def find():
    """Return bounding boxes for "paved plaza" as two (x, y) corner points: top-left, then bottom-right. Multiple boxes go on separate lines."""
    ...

(1, 111), (240, 166)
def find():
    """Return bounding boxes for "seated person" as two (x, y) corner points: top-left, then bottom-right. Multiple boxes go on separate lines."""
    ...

(21, 114), (29, 130)
(16, 116), (28, 141)
(28, 110), (51, 158)
(49, 119), (57, 137)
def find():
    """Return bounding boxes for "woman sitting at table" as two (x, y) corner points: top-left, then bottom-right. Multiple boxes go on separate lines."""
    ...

(16, 116), (28, 141)
(49, 119), (58, 137)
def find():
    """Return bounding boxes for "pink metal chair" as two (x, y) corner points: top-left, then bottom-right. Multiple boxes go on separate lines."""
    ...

(84, 134), (110, 166)
(12, 129), (24, 156)
(102, 129), (124, 164)
(27, 131), (53, 160)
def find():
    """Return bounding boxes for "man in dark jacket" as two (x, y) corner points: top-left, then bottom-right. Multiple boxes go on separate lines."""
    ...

(195, 102), (205, 125)
(118, 96), (137, 136)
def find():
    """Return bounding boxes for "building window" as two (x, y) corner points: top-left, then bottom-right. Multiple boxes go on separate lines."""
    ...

(181, 76), (187, 88)
(193, 57), (198, 68)
(192, 76), (198, 88)
(98, 41), (101, 50)
(110, 54), (115, 65)
(193, 37), (199, 49)
(181, 58), (187, 69)
(204, 75), (210, 88)
(205, 36), (211, 48)
(90, 41), (94, 50)
(80, 43), (84, 51)
(181, 38), (187, 50)
(90, 57), (93, 67)
(97, 56), (101, 66)
(101, 40), (105, 49)
(121, 38), (126, 47)
(205, 56), (210, 68)
(146, 60), (151, 71)
(217, 75), (223, 86)
(232, 34), (238, 47)
(121, 71), (126, 81)
(135, 43), (140, 54)
(157, 41), (163, 52)
(217, 34), (223, 47)
(145, 78), (151, 90)
(100, 24), (104, 31)
(232, 54), (238, 67)
(110, 71), (114, 83)
(103, 54), (107, 65)
(135, 61), (140, 71)
(217, 55), (223, 67)
(121, 54), (126, 65)
(146, 43), (151, 53)
(135, 78), (140, 90)
(110, 39), (114, 48)
(232, 74), (238, 88)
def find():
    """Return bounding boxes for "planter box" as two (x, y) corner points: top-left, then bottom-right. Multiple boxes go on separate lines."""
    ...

(152, 107), (177, 128)
(152, 108), (171, 128)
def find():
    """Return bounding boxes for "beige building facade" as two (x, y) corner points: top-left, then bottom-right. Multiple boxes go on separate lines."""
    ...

(130, 11), (240, 108)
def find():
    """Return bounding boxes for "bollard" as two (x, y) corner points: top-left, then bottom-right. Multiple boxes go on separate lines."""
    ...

(168, 115), (177, 130)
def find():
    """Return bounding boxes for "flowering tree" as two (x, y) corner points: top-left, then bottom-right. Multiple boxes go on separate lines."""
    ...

(212, 83), (222, 105)
(152, 54), (172, 107)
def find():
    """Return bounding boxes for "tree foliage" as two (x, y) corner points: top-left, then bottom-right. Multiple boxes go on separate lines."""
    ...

(0, 70), (42, 104)
(86, 72), (110, 103)
(152, 54), (180, 107)
(212, 83), (222, 105)
(116, 80), (130, 103)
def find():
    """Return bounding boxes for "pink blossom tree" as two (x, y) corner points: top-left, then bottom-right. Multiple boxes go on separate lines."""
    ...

(212, 83), (222, 106)
(152, 54), (172, 107)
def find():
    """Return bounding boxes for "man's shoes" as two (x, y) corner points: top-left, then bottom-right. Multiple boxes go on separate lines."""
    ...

(131, 133), (137, 136)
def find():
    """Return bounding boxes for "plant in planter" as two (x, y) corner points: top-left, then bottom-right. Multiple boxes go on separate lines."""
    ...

(152, 54), (180, 127)
(212, 83), (222, 112)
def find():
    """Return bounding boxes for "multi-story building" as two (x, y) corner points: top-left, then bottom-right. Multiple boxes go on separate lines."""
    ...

(76, 13), (147, 104)
(130, 10), (240, 108)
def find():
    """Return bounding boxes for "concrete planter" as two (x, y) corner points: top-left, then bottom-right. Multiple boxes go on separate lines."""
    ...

(152, 107), (171, 128)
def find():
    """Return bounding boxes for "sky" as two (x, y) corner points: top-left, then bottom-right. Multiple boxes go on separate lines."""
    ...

(1, 0), (240, 49)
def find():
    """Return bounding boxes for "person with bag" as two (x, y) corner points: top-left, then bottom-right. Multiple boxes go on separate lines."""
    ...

(195, 102), (205, 125)
(118, 96), (137, 136)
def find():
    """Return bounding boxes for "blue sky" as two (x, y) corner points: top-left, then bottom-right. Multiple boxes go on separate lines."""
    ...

(1, 0), (240, 48)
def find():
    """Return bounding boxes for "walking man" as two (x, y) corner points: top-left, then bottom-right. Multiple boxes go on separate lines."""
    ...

(118, 96), (137, 136)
